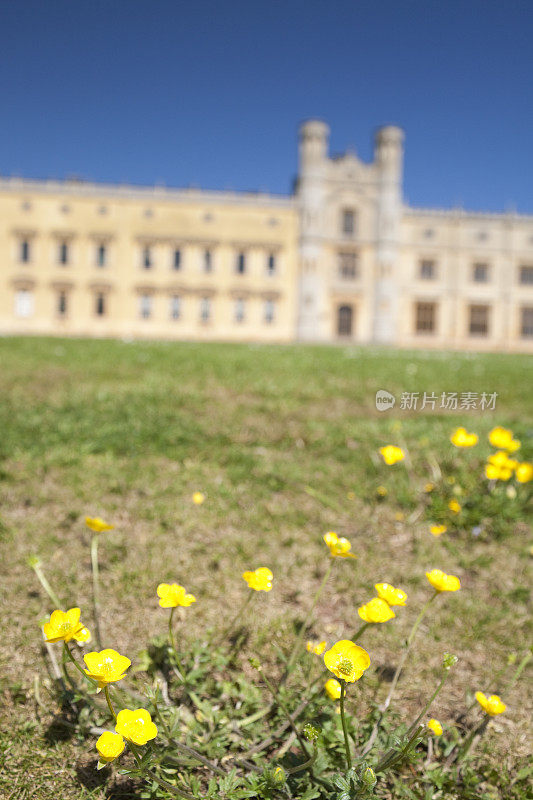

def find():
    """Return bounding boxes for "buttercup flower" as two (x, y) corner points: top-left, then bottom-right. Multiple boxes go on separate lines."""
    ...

(375, 582), (407, 606)
(85, 517), (114, 533)
(515, 462), (533, 483)
(475, 691), (506, 716)
(157, 583), (196, 608)
(448, 499), (461, 514)
(358, 597), (395, 623)
(488, 427), (520, 453)
(323, 531), (357, 558)
(324, 640), (371, 683)
(43, 608), (91, 644)
(192, 491), (205, 505)
(426, 569), (460, 592)
(242, 567), (273, 592)
(376, 485), (388, 498)
(306, 640), (327, 655)
(115, 708), (158, 745)
(324, 678), (342, 700)
(427, 718), (443, 736)
(84, 649), (131, 690)
(424, 482), (435, 493)
(379, 445), (405, 465)
(450, 427), (478, 447)
(430, 524), (448, 537)
(96, 731), (125, 763)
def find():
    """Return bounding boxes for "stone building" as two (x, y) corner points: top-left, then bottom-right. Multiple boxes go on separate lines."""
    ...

(1, 120), (532, 350)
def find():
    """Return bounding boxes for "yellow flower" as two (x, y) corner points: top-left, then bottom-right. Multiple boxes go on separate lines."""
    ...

(450, 427), (478, 447)
(96, 731), (125, 763)
(115, 708), (158, 745)
(347, 491), (356, 500)
(192, 491), (205, 505)
(394, 511), (405, 522)
(430, 524), (447, 537)
(306, 640), (327, 655)
(475, 691), (506, 716)
(488, 427), (521, 452)
(324, 640), (371, 683)
(423, 482), (435, 493)
(358, 597), (395, 623)
(485, 462), (513, 481)
(515, 462), (533, 483)
(375, 582), (407, 606)
(43, 608), (91, 644)
(85, 516), (114, 533)
(242, 567), (273, 592)
(84, 649), (131, 690)
(425, 569), (460, 592)
(376, 485), (388, 498)
(448, 499), (461, 514)
(323, 531), (357, 558)
(427, 718), (443, 736)
(324, 678), (342, 700)
(157, 583), (196, 608)
(379, 445), (405, 465)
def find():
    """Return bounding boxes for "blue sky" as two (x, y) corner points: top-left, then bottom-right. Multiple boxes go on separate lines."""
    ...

(1, 0), (532, 211)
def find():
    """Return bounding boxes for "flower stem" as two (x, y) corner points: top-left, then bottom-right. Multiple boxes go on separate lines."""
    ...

(351, 622), (370, 642)
(63, 642), (98, 688)
(259, 667), (312, 764)
(104, 685), (117, 720)
(339, 679), (353, 770)
(406, 669), (450, 737)
(168, 607), (185, 679)
(381, 591), (438, 713)
(283, 560), (334, 679)
(361, 591), (438, 756)
(213, 592), (253, 647)
(31, 562), (62, 608)
(90, 534), (104, 650)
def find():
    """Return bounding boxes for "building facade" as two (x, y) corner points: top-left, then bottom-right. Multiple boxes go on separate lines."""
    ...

(1, 120), (533, 351)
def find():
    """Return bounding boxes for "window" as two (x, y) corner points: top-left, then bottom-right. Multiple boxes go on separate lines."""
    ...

(264, 299), (275, 324)
(95, 293), (106, 316)
(234, 298), (245, 323)
(170, 295), (181, 320)
(338, 252), (358, 280)
(14, 289), (34, 318)
(58, 242), (69, 265)
(200, 297), (211, 323)
(173, 249), (181, 270)
(415, 302), (437, 333)
(519, 265), (533, 285)
(96, 244), (107, 267)
(19, 240), (30, 263)
(468, 304), (490, 336)
(57, 291), (68, 317)
(419, 260), (436, 280)
(203, 249), (212, 273)
(337, 305), (353, 336)
(267, 253), (276, 275)
(142, 247), (152, 269)
(472, 263), (488, 283)
(521, 307), (533, 338)
(341, 209), (355, 236)
(236, 252), (246, 274)
(139, 294), (152, 319)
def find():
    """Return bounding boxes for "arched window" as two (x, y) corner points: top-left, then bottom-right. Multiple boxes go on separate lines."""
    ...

(337, 305), (353, 336)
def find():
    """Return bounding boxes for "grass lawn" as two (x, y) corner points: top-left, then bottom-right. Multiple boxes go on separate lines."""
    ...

(0, 337), (531, 799)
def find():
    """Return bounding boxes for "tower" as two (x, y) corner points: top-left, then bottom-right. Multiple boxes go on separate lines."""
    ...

(296, 119), (330, 340)
(372, 125), (404, 343)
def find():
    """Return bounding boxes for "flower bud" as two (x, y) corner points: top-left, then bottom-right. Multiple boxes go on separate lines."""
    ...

(443, 652), (458, 670)
(361, 765), (377, 787)
(272, 766), (286, 785)
(303, 723), (320, 743)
